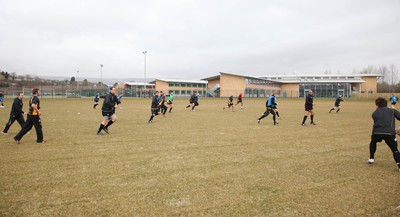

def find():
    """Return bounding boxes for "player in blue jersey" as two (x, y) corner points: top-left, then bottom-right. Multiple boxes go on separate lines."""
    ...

(93, 93), (100, 109)
(390, 94), (398, 109)
(257, 92), (278, 125)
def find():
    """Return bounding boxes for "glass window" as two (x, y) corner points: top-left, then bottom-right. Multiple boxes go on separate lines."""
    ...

(169, 83), (174, 87)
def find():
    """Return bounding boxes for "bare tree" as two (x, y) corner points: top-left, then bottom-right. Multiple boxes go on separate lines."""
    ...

(389, 64), (398, 92)
(378, 65), (389, 83)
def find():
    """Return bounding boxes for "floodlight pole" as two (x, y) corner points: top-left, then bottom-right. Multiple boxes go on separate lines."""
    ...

(100, 64), (103, 88)
(142, 51), (147, 98)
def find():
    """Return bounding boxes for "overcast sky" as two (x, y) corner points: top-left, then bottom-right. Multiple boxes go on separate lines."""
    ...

(0, 0), (399, 81)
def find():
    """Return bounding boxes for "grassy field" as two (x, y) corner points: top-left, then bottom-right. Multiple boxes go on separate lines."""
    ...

(1, 97), (400, 216)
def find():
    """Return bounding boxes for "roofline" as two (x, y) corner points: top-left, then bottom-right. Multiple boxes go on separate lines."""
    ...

(153, 78), (208, 84)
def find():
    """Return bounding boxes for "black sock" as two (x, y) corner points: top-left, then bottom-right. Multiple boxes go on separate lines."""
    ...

(259, 113), (268, 120)
(186, 105), (190, 108)
(302, 116), (307, 124)
(273, 115), (276, 123)
(336, 109), (340, 113)
(311, 115), (314, 122)
(149, 115), (154, 122)
(329, 108), (334, 112)
(105, 120), (114, 129)
(97, 124), (105, 133)
(169, 107), (173, 112)
(276, 112), (280, 117)
(192, 106), (196, 110)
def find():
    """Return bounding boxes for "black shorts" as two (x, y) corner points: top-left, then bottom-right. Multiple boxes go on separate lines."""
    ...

(228, 102), (233, 107)
(392, 102), (397, 105)
(151, 108), (159, 115)
(167, 101), (172, 105)
(237, 99), (242, 103)
(102, 111), (115, 117)
(305, 105), (313, 111)
(193, 102), (199, 106)
(335, 103), (340, 107)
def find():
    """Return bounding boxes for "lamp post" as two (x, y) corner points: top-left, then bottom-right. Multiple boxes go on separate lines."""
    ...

(77, 70), (80, 91)
(100, 64), (103, 89)
(142, 51), (147, 98)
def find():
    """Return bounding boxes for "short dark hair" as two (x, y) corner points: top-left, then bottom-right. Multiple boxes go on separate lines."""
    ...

(375, 97), (387, 108)
(32, 88), (39, 94)
(17, 92), (23, 96)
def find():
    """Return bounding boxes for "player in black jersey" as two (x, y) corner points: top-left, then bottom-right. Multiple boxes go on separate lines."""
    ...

(148, 91), (160, 123)
(329, 95), (344, 113)
(368, 97), (400, 172)
(223, 95), (235, 111)
(301, 90), (316, 126)
(3, 93), (26, 135)
(97, 87), (118, 135)
(14, 88), (45, 143)
(159, 91), (168, 116)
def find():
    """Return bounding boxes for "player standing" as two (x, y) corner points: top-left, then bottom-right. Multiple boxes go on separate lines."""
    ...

(96, 87), (118, 135)
(390, 94), (398, 109)
(329, 95), (344, 113)
(257, 92), (278, 125)
(14, 88), (45, 143)
(93, 92), (100, 109)
(235, 93), (244, 109)
(301, 90), (316, 126)
(3, 93), (26, 135)
(223, 95), (235, 111)
(148, 91), (160, 123)
(368, 97), (400, 172)
(117, 93), (123, 110)
(0, 92), (4, 108)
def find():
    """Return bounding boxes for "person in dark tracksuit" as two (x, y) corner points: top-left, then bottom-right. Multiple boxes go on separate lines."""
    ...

(97, 87), (118, 135)
(14, 88), (45, 144)
(301, 90), (316, 126)
(257, 92), (278, 125)
(329, 95), (344, 113)
(3, 93), (26, 135)
(368, 97), (400, 172)
(148, 91), (160, 123)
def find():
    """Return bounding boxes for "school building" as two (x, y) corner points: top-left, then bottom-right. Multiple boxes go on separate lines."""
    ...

(149, 78), (208, 97)
(202, 72), (380, 98)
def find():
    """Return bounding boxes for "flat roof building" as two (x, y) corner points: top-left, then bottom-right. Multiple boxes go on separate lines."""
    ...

(149, 78), (208, 97)
(202, 72), (380, 98)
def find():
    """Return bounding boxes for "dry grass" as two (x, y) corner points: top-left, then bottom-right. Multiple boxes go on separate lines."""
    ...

(1, 97), (400, 216)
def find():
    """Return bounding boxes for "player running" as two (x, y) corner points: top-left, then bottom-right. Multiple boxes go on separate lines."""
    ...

(159, 91), (167, 116)
(390, 94), (398, 109)
(301, 90), (316, 126)
(329, 95), (344, 113)
(185, 92), (196, 110)
(166, 93), (174, 113)
(96, 87), (118, 135)
(3, 93), (26, 135)
(14, 88), (45, 143)
(257, 92), (278, 125)
(223, 95), (235, 111)
(148, 91), (160, 123)
(368, 97), (400, 172)
(235, 93), (244, 109)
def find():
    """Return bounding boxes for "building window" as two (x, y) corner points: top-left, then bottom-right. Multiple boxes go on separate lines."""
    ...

(169, 83), (174, 87)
